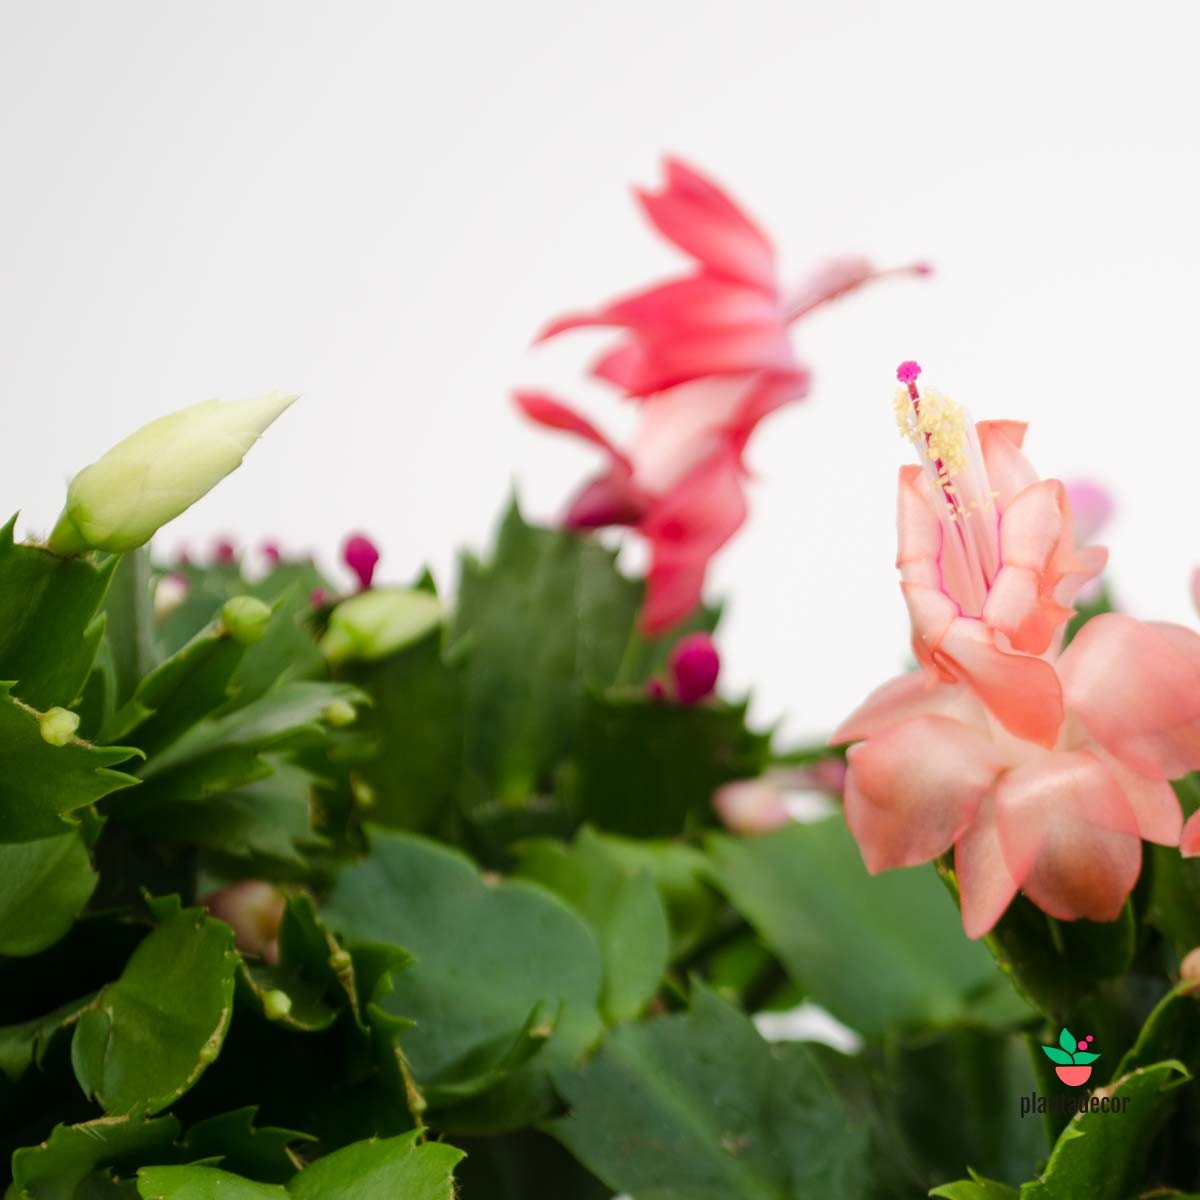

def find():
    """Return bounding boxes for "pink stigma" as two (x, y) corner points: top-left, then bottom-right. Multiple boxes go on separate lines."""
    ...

(896, 360), (922, 385)
(342, 533), (380, 591)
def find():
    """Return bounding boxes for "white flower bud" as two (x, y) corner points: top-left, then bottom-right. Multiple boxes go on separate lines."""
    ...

(319, 588), (442, 664)
(48, 392), (296, 555)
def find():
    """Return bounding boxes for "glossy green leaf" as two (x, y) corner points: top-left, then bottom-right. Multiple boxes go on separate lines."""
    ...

(136, 1129), (462, 1199)
(0, 993), (93, 1083)
(551, 984), (870, 1199)
(175, 1108), (314, 1185)
(566, 693), (770, 837)
(0, 517), (116, 710)
(9, 1113), (180, 1199)
(100, 615), (251, 753)
(71, 902), (239, 1115)
(514, 827), (670, 1023)
(0, 684), (140, 843)
(581, 833), (722, 961)
(1019, 1060), (1189, 1199)
(287, 1130), (462, 1198)
(323, 831), (604, 1128)
(337, 627), (465, 834)
(0, 832), (97, 955)
(706, 819), (1029, 1036)
(930, 1170), (1019, 1199)
(453, 498), (641, 801)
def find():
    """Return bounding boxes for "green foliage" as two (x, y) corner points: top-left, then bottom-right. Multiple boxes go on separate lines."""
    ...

(323, 830), (604, 1131)
(513, 826), (670, 1023)
(136, 1130), (462, 1199)
(706, 819), (1030, 1035)
(0, 685), (140, 843)
(0, 835), (97, 957)
(0, 517), (115, 711)
(3, 488), (1200, 1200)
(552, 984), (871, 1198)
(71, 902), (239, 1116)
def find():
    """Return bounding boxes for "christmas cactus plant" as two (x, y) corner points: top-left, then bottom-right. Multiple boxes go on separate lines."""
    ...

(3, 159), (1200, 1200)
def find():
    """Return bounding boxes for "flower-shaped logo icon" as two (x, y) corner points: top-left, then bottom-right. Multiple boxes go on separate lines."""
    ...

(1041, 1027), (1100, 1086)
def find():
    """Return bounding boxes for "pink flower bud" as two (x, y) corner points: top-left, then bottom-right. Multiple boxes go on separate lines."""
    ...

(261, 540), (282, 565)
(668, 632), (720, 705)
(214, 537), (238, 565)
(342, 533), (380, 591)
(645, 677), (667, 701)
(310, 587), (329, 608)
(713, 779), (791, 835)
(201, 881), (285, 963)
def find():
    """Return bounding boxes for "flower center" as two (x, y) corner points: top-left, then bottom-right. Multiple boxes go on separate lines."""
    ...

(893, 361), (1000, 616)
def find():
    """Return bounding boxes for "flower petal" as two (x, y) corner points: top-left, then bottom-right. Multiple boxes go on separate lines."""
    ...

(984, 480), (1082, 654)
(1181, 810), (1200, 857)
(1093, 748), (1182, 846)
(934, 617), (1065, 747)
(994, 751), (1141, 923)
(977, 419), (1037, 509)
(843, 715), (1004, 872)
(832, 669), (983, 744)
(636, 157), (777, 291)
(955, 797), (1021, 939)
(1058, 614), (1200, 777)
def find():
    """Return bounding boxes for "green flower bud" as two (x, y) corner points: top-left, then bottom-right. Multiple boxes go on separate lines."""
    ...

(320, 588), (442, 664)
(322, 698), (358, 727)
(263, 989), (293, 1021)
(48, 392), (296, 556)
(38, 706), (80, 746)
(220, 595), (273, 645)
(329, 947), (353, 973)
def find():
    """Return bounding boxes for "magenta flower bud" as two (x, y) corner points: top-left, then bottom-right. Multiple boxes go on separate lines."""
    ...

(310, 587), (329, 608)
(645, 677), (667, 701)
(261, 540), (282, 565)
(1064, 480), (1115, 545)
(214, 537), (238, 564)
(342, 533), (380, 591)
(668, 632), (720, 704)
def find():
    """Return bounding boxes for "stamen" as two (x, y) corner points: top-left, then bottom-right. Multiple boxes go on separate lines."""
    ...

(890, 363), (1000, 617)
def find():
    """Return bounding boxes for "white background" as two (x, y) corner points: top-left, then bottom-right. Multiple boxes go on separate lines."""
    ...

(3, 1), (1198, 740)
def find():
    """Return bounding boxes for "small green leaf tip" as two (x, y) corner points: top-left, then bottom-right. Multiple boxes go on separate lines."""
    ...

(47, 391), (296, 556)
(319, 587), (442, 664)
(38, 706), (80, 746)
(220, 595), (273, 645)
(263, 989), (293, 1021)
(322, 698), (358, 727)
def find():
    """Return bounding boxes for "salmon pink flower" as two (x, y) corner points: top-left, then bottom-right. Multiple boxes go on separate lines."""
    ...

(834, 363), (1200, 937)
(518, 157), (927, 632)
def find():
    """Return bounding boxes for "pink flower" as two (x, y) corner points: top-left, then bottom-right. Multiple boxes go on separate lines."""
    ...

(834, 363), (1200, 938)
(713, 759), (847, 835)
(201, 880), (285, 963)
(668, 631), (721, 703)
(342, 533), (380, 590)
(213, 536), (238, 565)
(1064, 480), (1115, 544)
(518, 157), (927, 632)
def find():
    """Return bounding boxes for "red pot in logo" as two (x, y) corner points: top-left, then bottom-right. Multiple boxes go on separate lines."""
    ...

(1055, 1065), (1093, 1087)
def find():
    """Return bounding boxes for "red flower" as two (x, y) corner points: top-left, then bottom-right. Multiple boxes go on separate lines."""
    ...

(518, 157), (925, 631)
